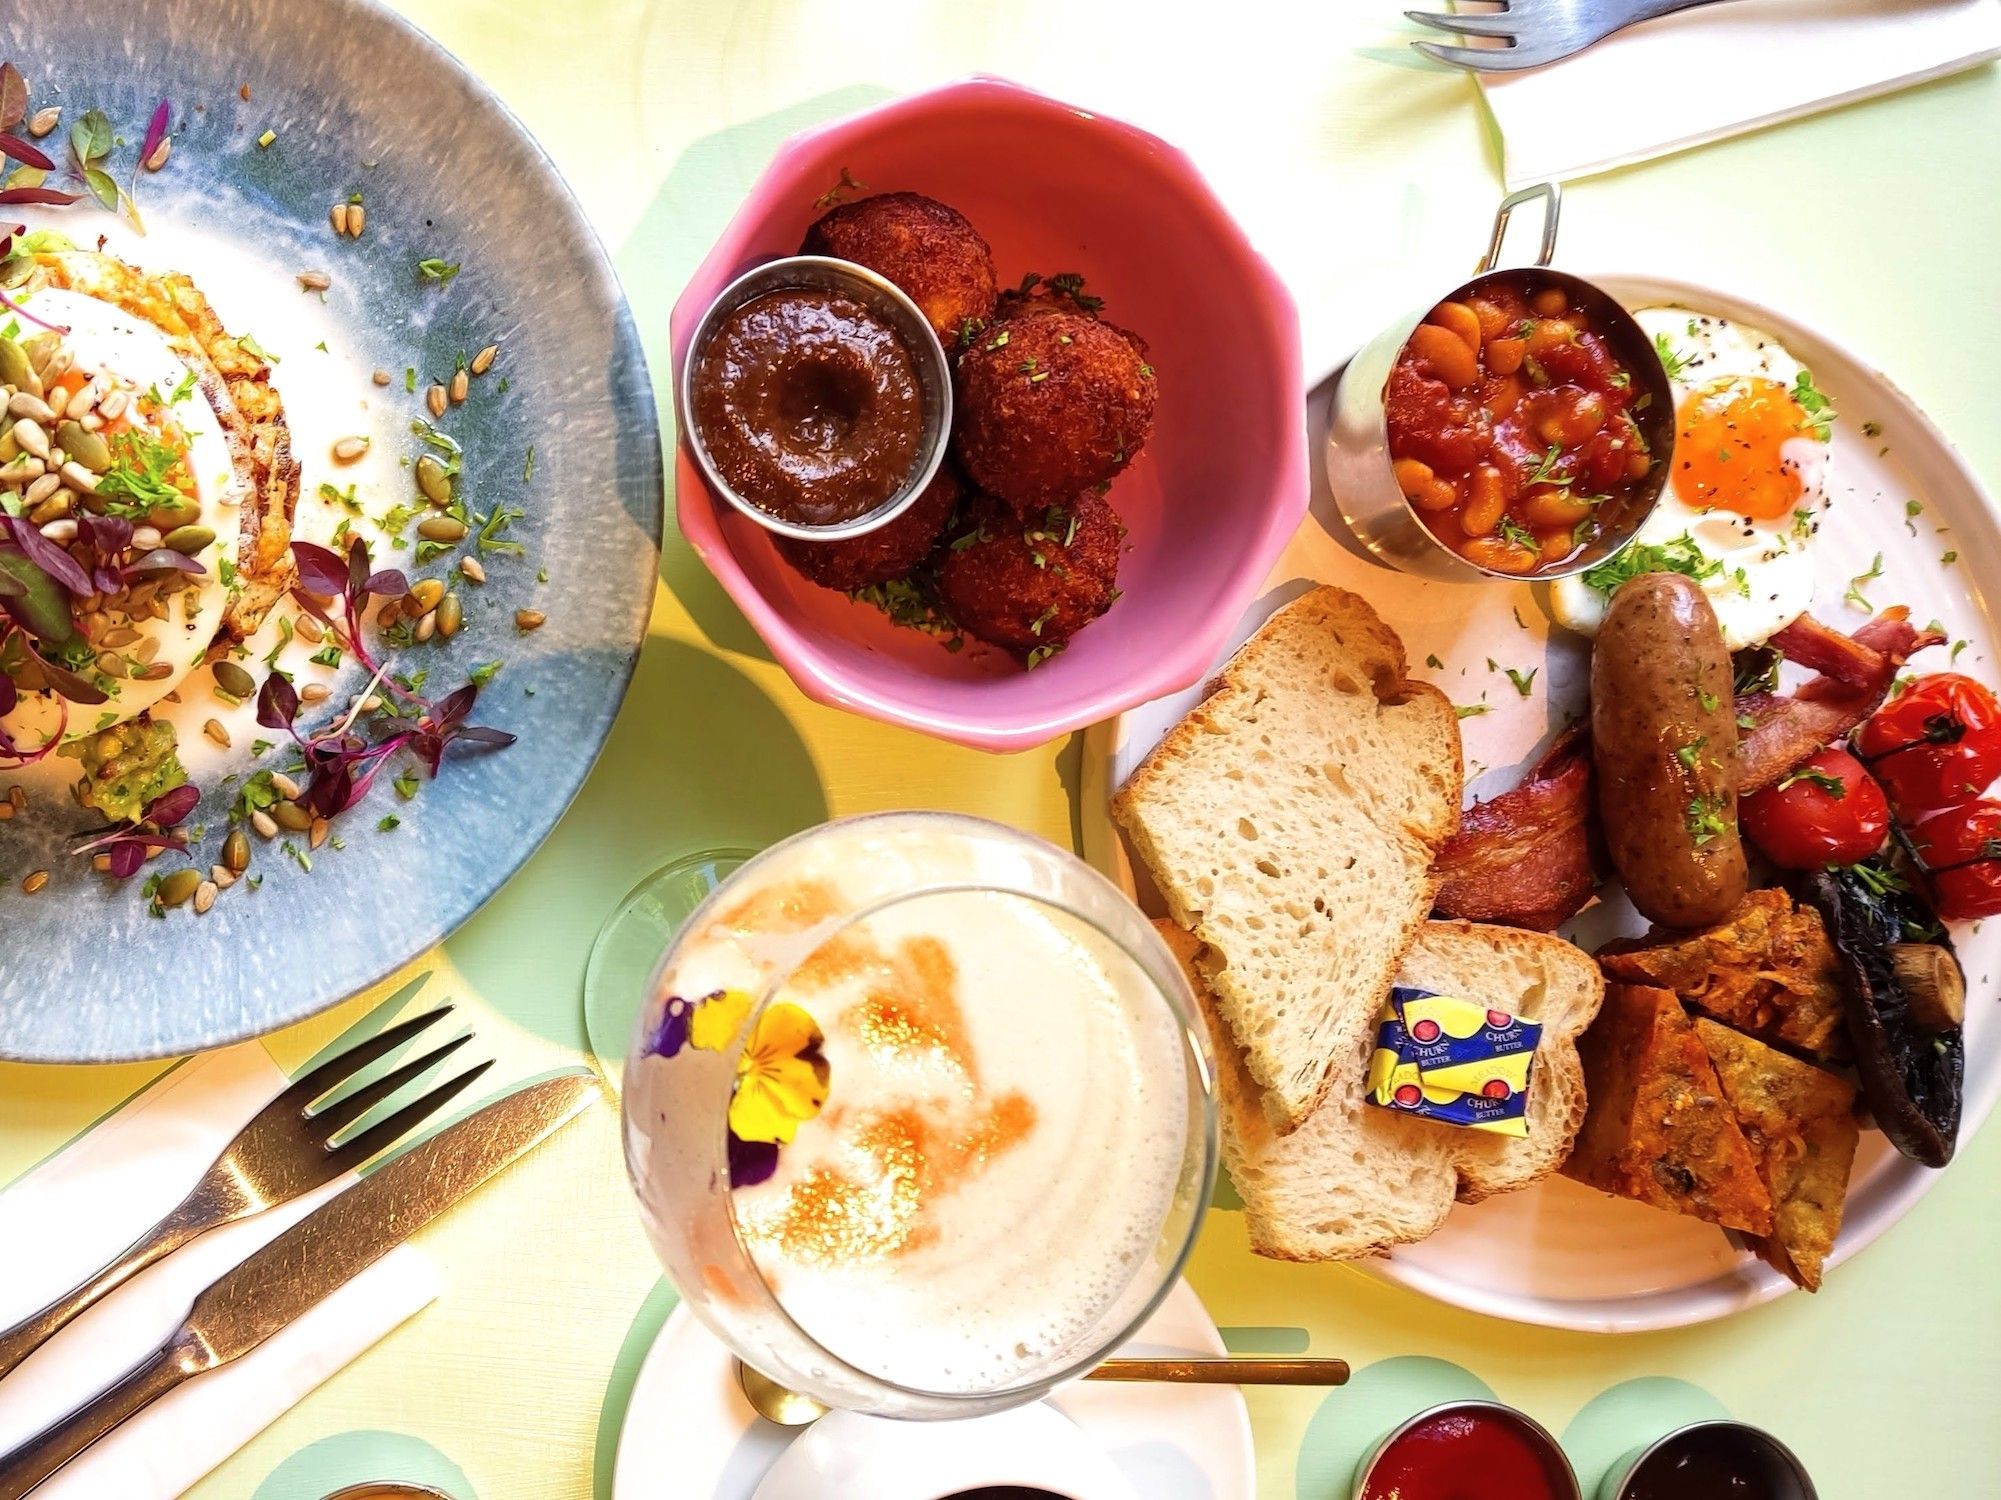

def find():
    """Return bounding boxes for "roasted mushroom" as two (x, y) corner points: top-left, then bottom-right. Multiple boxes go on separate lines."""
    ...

(1797, 863), (1966, 1168)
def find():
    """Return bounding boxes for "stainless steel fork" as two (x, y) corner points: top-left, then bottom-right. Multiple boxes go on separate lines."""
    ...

(0, 1005), (488, 1381)
(1407, 0), (1740, 71)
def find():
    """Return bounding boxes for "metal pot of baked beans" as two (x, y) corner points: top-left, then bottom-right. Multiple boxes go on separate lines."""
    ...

(1326, 182), (1674, 582)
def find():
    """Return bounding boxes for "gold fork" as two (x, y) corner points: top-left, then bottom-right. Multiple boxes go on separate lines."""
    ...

(0, 1006), (487, 1382)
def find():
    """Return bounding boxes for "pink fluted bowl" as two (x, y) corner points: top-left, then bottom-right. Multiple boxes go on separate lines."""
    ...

(670, 77), (1306, 753)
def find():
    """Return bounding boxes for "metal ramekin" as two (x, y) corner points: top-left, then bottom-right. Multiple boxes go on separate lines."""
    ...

(319, 1485), (454, 1500)
(1351, 1399), (1582, 1500)
(1597, 1419), (1817, 1500)
(1325, 182), (1675, 582)
(677, 254), (953, 543)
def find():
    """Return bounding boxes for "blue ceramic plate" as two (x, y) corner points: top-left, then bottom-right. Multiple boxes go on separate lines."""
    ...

(0, 0), (661, 1060)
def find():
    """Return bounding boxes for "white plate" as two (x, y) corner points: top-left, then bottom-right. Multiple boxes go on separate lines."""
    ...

(1085, 275), (2001, 1332)
(613, 1278), (1256, 1498)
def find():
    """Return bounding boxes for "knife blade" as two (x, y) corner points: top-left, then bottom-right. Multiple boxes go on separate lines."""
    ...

(0, 1072), (597, 1498)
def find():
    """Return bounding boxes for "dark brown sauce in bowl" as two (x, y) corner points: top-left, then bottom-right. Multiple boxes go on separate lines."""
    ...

(1619, 1424), (1814, 1500)
(690, 287), (925, 527)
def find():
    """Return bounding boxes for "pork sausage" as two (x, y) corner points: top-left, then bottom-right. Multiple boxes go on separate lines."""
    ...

(1591, 572), (1748, 927)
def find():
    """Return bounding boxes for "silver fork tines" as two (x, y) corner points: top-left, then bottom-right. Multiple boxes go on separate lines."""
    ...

(1407, 0), (1732, 73)
(0, 1005), (480, 1383)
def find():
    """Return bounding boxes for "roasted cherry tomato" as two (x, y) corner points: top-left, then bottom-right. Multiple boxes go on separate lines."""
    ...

(1909, 799), (2001, 921)
(1854, 673), (2001, 812)
(1741, 747), (1892, 869)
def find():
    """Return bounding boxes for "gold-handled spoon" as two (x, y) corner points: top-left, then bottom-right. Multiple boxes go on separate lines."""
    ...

(734, 1355), (1350, 1426)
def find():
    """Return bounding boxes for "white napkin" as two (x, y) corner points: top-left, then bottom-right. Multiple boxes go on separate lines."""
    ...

(0, 1042), (440, 1499)
(1473, 0), (2001, 187)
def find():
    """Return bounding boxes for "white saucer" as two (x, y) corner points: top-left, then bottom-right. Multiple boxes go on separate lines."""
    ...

(612, 1278), (1256, 1499)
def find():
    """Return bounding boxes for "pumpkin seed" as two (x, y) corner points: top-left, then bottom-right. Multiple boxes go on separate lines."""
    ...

(405, 578), (445, 616)
(0, 337), (37, 396)
(213, 659), (256, 698)
(164, 524), (216, 556)
(223, 827), (251, 873)
(157, 868), (202, 908)
(272, 801), (313, 833)
(435, 592), (462, 637)
(59, 422), (110, 472)
(28, 493), (70, 525)
(148, 497), (200, 530)
(414, 455), (452, 506)
(416, 515), (466, 542)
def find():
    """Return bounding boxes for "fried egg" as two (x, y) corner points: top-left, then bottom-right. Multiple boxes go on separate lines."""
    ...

(1, 288), (234, 750)
(1551, 307), (1832, 650)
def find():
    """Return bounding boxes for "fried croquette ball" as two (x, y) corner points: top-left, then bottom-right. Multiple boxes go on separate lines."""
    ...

(773, 463), (962, 593)
(933, 489), (1123, 657)
(801, 192), (997, 345)
(952, 312), (1156, 514)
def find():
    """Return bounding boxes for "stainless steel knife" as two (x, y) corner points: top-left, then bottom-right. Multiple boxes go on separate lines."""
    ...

(0, 1071), (598, 1499)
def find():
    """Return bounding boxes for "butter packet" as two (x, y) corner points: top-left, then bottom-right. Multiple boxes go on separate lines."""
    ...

(1363, 987), (1540, 1137)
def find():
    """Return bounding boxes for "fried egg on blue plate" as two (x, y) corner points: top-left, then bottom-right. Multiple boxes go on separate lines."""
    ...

(1551, 307), (1833, 650)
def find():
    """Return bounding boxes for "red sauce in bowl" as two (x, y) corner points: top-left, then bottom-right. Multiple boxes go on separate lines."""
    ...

(1359, 1405), (1575, 1500)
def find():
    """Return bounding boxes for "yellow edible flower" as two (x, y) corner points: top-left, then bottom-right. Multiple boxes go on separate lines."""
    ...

(688, 988), (753, 1052)
(727, 1002), (830, 1146)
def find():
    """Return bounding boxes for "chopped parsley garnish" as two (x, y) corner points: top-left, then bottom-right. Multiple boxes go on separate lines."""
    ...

(1862, 420), (1883, 439)
(94, 430), (192, 516)
(1497, 515), (1540, 553)
(1454, 703), (1491, 720)
(377, 814), (401, 832)
(1652, 332), (1692, 380)
(1686, 795), (1730, 846)
(1580, 532), (1722, 595)
(1779, 765), (1847, 797)
(474, 505), (525, 554)
(417, 258), (461, 285)
(1676, 736), (1708, 773)
(392, 771), (421, 800)
(1425, 653), (1444, 670)
(469, 660), (503, 687)
(1504, 666), (1537, 697)
(1843, 552), (1884, 614)
(1522, 443), (1572, 489)
(309, 645), (343, 670)
(1790, 369), (1835, 440)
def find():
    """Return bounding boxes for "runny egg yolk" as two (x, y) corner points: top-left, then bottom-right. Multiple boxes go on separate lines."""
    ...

(1674, 375), (1813, 521)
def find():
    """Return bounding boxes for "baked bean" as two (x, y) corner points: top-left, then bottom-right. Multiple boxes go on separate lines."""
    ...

(1530, 286), (1569, 318)
(1393, 457), (1435, 498)
(1428, 301), (1484, 357)
(1485, 336), (1526, 376)
(1626, 446), (1653, 482)
(1523, 485), (1596, 529)
(1460, 475), (1507, 537)
(1467, 296), (1512, 340)
(1407, 323), (1479, 390)
(1526, 317), (1577, 360)
(1462, 536), (1540, 574)
(1537, 525), (1577, 562)
(1487, 374), (1526, 418)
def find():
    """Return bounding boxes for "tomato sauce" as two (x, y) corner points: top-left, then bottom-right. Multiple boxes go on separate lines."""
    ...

(1385, 274), (1659, 576)
(1359, 1406), (1575, 1500)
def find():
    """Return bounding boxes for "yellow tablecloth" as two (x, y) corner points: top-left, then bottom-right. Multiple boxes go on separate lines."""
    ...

(4, 2), (1999, 1494)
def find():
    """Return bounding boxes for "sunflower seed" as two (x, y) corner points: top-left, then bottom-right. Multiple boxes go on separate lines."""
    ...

(27, 106), (60, 138)
(271, 771), (302, 800)
(470, 344), (499, 376)
(300, 682), (331, 704)
(143, 136), (172, 172)
(330, 202), (350, 236)
(212, 864), (239, 889)
(425, 384), (448, 419)
(10, 418), (48, 461)
(515, 608), (546, 632)
(348, 202), (366, 236)
(308, 816), (329, 850)
(458, 555), (485, 584)
(21, 870), (49, 895)
(7, 391), (54, 423)
(37, 517), (76, 542)
(448, 368), (468, 405)
(372, 368), (391, 386)
(97, 388), (129, 422)
(414, 612), (436, 642)
(331, 434), (369, 464)
(293, 613), (324, 643)
(251, 809), (279, 840)
(203, 718), (231, 748)
(297, 271), (332, 292)
(60, 461), (99, 493)
(193, 878), (218, 914)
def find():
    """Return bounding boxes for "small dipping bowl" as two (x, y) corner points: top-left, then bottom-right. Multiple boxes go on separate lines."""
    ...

(1598, 1420), (1817, 1500)
(1351, 1400), (1582, 1500)
(1326, 182), (1674, 583)
(677, 254), (953, 543)
(319, 1486), (455, 1499)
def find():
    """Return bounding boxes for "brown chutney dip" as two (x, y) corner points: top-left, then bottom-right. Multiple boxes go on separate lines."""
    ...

(690, 287), (925, 527)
